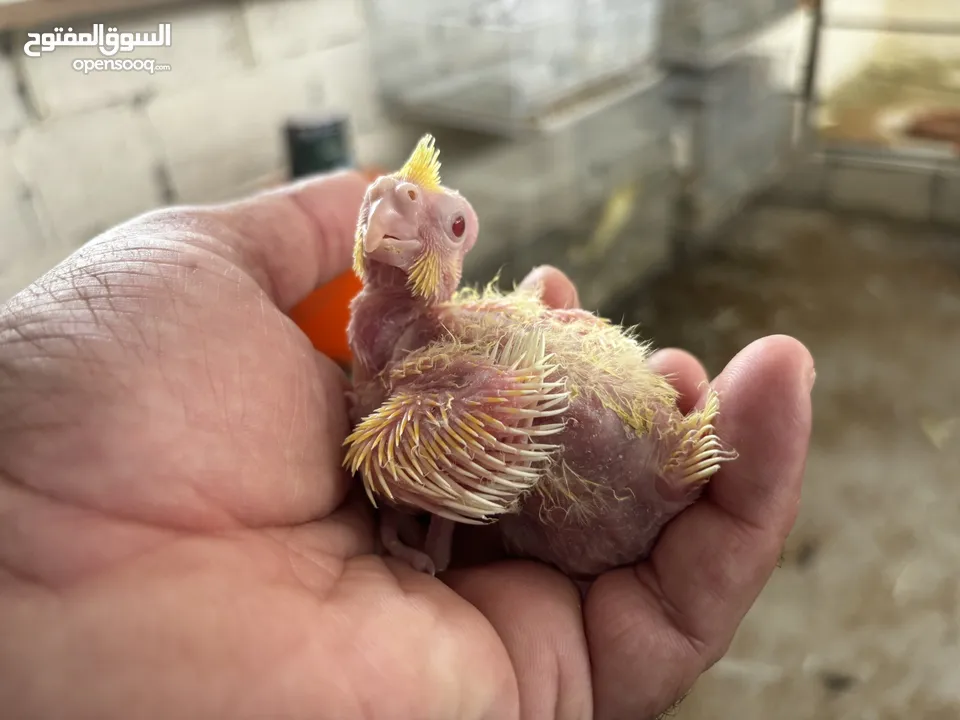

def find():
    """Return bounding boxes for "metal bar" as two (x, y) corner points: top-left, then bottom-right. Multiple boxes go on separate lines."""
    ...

(799, 0), (825, 150)
(821, 16), (960, 35)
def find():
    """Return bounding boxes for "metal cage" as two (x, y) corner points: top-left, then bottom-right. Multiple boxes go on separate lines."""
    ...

(786, 1), (960, 228)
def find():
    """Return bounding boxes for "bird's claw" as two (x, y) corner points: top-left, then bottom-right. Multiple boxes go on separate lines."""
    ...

(381, 528), (438, 576)
(378, 509), (454, 576)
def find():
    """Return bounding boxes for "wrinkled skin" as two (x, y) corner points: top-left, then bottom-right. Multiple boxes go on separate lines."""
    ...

(0, 170), (813, 720)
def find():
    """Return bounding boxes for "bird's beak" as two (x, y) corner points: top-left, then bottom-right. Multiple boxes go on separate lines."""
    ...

(364, 198), (420, 255)
(361, 190), (422, 269)
(353, 176), (445, 299)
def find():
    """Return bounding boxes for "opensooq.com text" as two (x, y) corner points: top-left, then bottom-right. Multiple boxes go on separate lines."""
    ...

(72, 58), (171, 74)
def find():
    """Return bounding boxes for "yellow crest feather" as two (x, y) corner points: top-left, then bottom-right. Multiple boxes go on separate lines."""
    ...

(352, 134), (443, 284)
(393, 134), (442, 192)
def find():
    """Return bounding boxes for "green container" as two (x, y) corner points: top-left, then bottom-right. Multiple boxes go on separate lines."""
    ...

(285, 115), (353, 179)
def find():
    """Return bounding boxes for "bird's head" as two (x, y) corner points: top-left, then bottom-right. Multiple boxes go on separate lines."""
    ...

(353, 134), (479, 303)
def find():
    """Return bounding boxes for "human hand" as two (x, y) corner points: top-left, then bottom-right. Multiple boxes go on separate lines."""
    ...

(0, 170), (812, 720)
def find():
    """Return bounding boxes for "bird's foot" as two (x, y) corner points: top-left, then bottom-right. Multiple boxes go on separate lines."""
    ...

(378, 510), (455, 576)
(379, 509), (436, 574)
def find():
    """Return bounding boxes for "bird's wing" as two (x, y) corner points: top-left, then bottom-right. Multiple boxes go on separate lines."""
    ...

(343, 328), (570, 524)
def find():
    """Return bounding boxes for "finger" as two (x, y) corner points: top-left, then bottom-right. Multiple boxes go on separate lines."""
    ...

(518, 266), (580, 309)
(586, 335), (814, 720)
(272, 491), (378, 571)
(697, 336), (814, 531)
(646, 348), (709, 415)
(107, 170), (369, 313)
(213, 171), (368, 310)
(444, 561), (594, 720)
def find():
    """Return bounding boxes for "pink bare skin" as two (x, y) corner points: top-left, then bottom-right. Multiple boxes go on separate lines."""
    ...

(346, 170), (735, 580)
(0, 169), (813, 720)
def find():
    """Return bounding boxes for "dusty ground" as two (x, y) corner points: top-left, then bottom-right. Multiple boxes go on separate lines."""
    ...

(609, 205), (960, 719)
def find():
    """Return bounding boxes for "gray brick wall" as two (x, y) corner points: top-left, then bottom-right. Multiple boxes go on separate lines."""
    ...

(13, 105), (165, 246)
(0, 0), (660, 305)
(2, 1), (953, 305)
(0, 0), (418, 303)
(0, 52), (27, 136)
(0, 142), (53, 289)
(0, 0), (593, 304)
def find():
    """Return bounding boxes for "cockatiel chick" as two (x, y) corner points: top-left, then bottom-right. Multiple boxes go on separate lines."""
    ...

(343, 135), (738, 579)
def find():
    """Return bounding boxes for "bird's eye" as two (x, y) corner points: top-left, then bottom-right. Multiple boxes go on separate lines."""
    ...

(451, 214), (466, 238)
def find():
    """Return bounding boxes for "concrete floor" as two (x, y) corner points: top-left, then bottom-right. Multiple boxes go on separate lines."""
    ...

(613, 205), (960, 719)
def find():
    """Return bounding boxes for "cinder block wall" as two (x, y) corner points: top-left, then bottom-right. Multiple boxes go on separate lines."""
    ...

(0, 0), (431, 302)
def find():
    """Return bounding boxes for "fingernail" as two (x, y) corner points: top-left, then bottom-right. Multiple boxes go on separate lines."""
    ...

(806, 365), (817, 393)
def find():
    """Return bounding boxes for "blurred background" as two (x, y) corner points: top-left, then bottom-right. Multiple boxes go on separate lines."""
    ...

(0, 0), (958, 716)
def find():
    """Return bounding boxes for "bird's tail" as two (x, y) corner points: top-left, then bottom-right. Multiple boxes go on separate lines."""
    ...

(659, 388), (738, 498)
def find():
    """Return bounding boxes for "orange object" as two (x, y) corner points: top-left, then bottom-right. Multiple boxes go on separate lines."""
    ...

(289, 269), (363, 365)
(289, 166), (384, 366)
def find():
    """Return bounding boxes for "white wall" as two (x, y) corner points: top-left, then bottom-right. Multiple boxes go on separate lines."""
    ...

(0, 0), (425, 302)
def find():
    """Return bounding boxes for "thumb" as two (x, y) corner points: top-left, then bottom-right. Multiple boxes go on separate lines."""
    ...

(518, 266), (580, 310)
(91, 170), (369, 313)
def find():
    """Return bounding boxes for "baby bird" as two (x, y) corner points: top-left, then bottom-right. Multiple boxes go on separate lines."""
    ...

(343, 135), (738, 579)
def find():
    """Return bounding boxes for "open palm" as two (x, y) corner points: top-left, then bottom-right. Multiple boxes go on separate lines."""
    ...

(0, 171), (812, 720)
